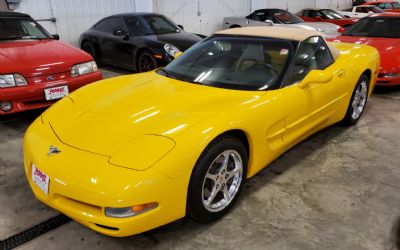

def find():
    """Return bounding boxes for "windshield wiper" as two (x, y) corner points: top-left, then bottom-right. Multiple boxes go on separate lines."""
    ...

(157, 68), (177, 79)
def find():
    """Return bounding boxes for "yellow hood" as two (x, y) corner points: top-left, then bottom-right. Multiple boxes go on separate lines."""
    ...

(43, 71), (260, 157)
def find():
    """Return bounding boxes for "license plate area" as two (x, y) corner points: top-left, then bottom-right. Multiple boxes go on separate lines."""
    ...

(32, 164), (50, 195)
(44, 85), (69, 100)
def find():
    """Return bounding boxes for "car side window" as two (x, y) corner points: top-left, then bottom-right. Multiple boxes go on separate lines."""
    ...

(303, 10), (310, 17)
(378, 3), (386, 9)
(95, 17), (127, 34)
(309, 10), (320, 18)
(356, 7), (367, 13)
(291, 36), (334, 83)
(126, 17), (149, 36)
(253, 11), (266, 21)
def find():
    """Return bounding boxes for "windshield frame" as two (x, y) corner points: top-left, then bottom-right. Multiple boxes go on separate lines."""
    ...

(157, 35), (297, 91)
(0, 16), (52, 41)
(343, 16), (400, 38)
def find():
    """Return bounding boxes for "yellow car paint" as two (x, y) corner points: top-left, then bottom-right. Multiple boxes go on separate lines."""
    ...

(24, 41), (379, 237)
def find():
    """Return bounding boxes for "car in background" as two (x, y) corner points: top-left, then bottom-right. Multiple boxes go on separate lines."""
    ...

(338, 5), (385, 18)
(298, 8), (359, 27)
(80, 13), (203, 72)
(223, 8), (341, 38)
(331, 13), (400, 86)
(362, 0), (400, 13)
(24, 26), (379, 237)
(0, 12), (102, 115)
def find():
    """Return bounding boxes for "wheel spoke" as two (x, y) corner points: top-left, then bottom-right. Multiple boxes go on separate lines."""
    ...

(206, 172), (218, 182)
(221, 152), (230, 171)
(206, 184), (220, 206)
(222, 184), (230, 201)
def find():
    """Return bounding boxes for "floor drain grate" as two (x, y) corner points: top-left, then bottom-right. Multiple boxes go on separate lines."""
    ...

(0, 214), (71, 250)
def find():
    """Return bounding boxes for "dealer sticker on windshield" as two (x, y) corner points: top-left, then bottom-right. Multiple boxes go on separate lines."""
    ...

(32, 164), (49, 195)
(280, 48), (289, 55)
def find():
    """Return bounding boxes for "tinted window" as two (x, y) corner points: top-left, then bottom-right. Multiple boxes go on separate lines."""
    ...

(356, 7), (368, 13)
(253, 11), (266, 21)
(0, 18), (49, 40)
(160, 36), (294, 91)
(142, 15), (179, 35)
(95, 17), (127, 34)
(292, 36), (333, 83)
(270, 9), (304, 24)
(126, 17), (149, 36)
(344, 17), (400, 38)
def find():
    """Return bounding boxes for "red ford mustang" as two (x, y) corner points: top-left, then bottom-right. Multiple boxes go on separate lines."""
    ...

(331, 14), (400, 86)
(362, 1), (400, 13)
(298, 8), (359, 27)
(0, 12), (102, 115)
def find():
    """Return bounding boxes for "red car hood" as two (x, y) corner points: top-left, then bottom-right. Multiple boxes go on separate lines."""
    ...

(0, 40), (92, 77)
(332, 36), (400, 73)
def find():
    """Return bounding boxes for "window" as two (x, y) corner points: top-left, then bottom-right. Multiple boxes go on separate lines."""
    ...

(126, 17), (149, 36)
(0, 18), (48, 40)
(94, 17), (127, 34)
(291, 36), (333, 83)
(308, 10), (321, 18)
(356, 7), (368, 13)
(142, 15), (179, 35)
(253, 11), (266, 21)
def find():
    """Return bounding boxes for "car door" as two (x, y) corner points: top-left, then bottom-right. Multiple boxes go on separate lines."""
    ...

(280, 36), (346, 148)
(99, 17), (132, 66)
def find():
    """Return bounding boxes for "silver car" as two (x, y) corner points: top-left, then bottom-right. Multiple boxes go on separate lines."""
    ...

(223, 8), (341, 38)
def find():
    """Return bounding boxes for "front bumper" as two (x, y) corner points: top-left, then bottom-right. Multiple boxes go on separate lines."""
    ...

(0, 71), (102, 115)
(376, 75), (400, 86)
(23, 117), (185, 237)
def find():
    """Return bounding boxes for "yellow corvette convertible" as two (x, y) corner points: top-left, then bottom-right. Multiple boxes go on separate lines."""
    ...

(24, 26), (379, 237)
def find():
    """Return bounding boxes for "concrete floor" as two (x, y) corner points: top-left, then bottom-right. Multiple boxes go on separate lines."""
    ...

(1, 67), (399, 249)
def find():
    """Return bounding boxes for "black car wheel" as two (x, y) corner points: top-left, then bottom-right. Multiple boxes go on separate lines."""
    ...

(82, 41), (98, 60)
(187, 135), (248, 223)
(138, 51), (157, 72)
(342, 74), (370, 125)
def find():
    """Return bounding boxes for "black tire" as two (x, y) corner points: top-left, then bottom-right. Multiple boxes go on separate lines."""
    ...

(82, 41), (98, 61)
(342, 74), (370, 126)
(187, 135), (248, 223)
(137, 51), (157, 72)
(230, 25), (241, 29)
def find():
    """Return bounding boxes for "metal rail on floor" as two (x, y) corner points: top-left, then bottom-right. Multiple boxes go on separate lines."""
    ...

(0, 214), (71, 250)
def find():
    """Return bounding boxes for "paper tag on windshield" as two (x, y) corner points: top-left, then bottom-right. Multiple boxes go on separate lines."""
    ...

(280, 48), (289, 55)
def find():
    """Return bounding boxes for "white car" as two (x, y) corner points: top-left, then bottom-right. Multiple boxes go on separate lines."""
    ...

(338, 5), (385, 18)
(223, 8), (341, 38)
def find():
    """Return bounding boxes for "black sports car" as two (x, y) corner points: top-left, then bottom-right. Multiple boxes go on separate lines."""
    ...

(79, 13), (204, 72)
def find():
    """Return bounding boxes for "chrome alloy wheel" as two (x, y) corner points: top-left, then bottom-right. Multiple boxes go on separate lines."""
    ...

(201, 150), (243, 212)
(351, 80), (368, 120)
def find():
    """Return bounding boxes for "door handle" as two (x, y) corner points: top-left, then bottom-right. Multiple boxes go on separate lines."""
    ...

(338, 69), (346, 78)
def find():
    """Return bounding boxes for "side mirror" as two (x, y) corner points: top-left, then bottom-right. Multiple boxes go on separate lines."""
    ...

(174, 51), (183, 59)
(298, 70), (333, 89)
(178, 24), (184, 30)
(264, 19), (274, 25)
(51, 34), (60, 40)
(338, 27), (346, 33)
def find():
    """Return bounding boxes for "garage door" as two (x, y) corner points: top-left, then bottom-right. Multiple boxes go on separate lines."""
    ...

(153, 0), (251, 35)
(15, 0), (137, 45)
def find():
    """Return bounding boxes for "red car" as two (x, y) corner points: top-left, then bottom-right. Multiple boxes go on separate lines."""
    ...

(362, 1), (400, 13)
(0, 12), (102, 115)
(298, 8), (359, 27)
(331, 13), (400, 86)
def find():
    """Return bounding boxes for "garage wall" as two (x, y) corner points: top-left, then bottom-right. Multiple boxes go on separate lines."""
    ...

(315, 0), (352, 10)
(14, 0), (151, 46)
(153, 0), (251, 36)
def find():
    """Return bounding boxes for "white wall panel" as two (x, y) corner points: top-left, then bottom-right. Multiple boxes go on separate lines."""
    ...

(153, 0), (251, 35)
(15, 0), (151, 46)
(316, 0), (352, 10)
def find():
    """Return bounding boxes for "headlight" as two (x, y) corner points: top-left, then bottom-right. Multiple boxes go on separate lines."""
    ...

(164, 43), (181, 57)
(105, 202), (158, 218)
(382, 73), (400, 79)
(71, 61), (98, 77)
(0, 74), (28, 88)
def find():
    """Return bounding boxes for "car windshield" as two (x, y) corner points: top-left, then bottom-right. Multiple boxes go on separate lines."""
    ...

(393, 2), (400, 8)
(320, 9), (345, 19)
(343, 17), (400, 38)
(272, 10), (304, 24)
(0, 18), (49, 41)
(142, 15), (179, 35)
(368, 6), (385, 13)
(158, 36), (294, 91)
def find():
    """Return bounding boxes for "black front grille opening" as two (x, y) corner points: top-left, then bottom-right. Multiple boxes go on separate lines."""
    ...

(94, 224), (119, 231)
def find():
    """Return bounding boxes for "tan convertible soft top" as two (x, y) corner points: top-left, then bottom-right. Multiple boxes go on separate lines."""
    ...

(215, 26), (340, 60)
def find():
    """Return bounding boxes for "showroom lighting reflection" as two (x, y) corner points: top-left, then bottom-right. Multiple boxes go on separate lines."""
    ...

(134, 110), (160, 123)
